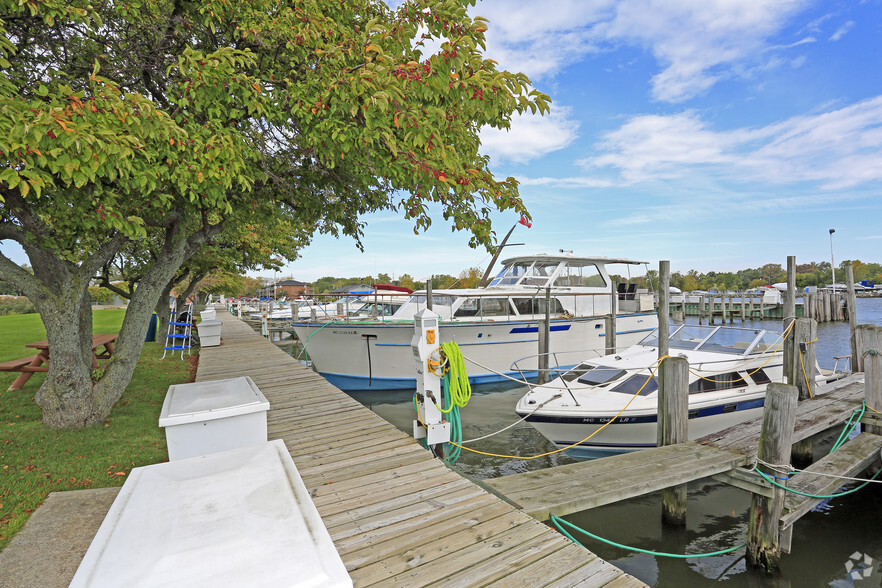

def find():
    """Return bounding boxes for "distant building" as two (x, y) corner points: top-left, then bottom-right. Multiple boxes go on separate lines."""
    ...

(258, 279), (310, 299)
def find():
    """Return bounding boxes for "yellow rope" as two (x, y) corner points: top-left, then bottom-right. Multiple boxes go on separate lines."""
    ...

(798, 345), (814, 398)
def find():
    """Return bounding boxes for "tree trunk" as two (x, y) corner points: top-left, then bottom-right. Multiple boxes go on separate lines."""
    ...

(154, 281), (174, 335)
(27, 233), (205, 428)
(33, 288), (101, 428)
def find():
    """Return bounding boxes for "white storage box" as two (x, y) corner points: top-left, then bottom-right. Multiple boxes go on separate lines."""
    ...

(70, 440), (352, 588)
(200, 308), (216, 321)
(196, 318), (221, 347)
(159, 376), (269, 460)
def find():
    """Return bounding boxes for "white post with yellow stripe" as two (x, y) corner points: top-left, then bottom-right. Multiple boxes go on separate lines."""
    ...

(412, 308), (450, 446)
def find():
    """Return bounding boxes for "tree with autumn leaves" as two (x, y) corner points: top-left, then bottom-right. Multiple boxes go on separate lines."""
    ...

(0, 0), (548, 428)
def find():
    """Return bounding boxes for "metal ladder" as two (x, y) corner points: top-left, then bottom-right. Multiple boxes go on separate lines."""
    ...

(161, 300), (194, 360)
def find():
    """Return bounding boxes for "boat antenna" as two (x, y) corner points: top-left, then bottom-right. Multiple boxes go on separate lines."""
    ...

(480, 223), (524, 286)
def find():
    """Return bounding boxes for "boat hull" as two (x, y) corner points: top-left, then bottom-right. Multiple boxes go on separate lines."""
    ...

(521, 394), (765, 453)
(291, 314), (656, 391)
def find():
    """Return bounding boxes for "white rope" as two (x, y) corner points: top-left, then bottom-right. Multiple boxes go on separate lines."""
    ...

(755, 457), (882, 485)
(460, 393), (563, 444)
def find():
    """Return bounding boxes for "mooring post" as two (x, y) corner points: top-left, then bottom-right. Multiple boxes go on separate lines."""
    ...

(658, 355), (688, 525)
(782, 257), (797, 389)
(658, 261), (670, 359)
(846, 264), (860, 372)
(858, 325), (882, 435)
(783, 317), (817, 400)
(784, 259), (812, 466)
(606, 283), (617, 355)
(747, 382), (799, 573)
(537, 288), (551, 385)
(426, 278), (433, 311)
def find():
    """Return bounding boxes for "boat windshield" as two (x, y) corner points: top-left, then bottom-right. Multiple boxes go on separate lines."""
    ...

(490, 262), (531, 286)
(639, 325), (782, 355)
(489, 260), (561, 287)
(576, 366), (626, 386)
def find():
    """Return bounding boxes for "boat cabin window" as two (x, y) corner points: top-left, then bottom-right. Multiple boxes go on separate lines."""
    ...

(577, 367), (626, 386)
(511, 297), (565, 316)
(406, 295), (455, 308)
(748, 369), (771, 386)
(453, 297), (510, 318)
(689, 372), (747, 394)
(521, 262), (561, 287)
(611, 374), (658, 396)
(489, 262), (531, 286)
(561, 363), (594, 382)
(557, 263), (606, 288)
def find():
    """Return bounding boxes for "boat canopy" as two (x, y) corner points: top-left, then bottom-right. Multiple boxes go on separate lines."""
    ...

(489, 254), (646, 289)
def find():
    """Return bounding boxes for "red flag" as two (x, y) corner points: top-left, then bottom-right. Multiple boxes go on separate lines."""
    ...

(519, 216), (532, 228)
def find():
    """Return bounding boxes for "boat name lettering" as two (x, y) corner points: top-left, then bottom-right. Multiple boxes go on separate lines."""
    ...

(581, 417), (637, 424)
(331, 330), (359, 335)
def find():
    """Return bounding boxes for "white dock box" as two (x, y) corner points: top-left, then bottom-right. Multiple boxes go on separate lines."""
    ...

(200, 308), (216, 321)
(70, 440), (352, 588)
(196, 318), (221, 347)
(159, 376), (269, 461)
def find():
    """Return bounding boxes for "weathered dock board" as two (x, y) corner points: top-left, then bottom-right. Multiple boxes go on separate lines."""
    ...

(200, 312), (646, 587)
(780, 431), (882, 530)
(485, 442), (749, 521)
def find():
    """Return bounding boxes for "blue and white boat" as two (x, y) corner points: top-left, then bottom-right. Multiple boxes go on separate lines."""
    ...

(516, 324), (839, 454)
(289, 253), (658, 390)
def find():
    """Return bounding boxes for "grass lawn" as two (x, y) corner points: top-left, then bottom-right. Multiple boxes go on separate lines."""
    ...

(0, 308), (195, 551)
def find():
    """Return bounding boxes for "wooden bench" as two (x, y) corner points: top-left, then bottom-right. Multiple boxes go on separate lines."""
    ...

(0, 355), (45, 373)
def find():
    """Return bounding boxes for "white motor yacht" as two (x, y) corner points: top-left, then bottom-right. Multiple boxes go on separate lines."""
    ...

(290, 253), (659, 391)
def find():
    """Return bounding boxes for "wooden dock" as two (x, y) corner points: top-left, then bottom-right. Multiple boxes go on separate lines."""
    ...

(485, 374), (870, 522)
(200, 312), (646, 587)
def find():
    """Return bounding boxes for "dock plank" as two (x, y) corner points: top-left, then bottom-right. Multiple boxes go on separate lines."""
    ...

(780, 432), (882, 529)
(486, 441), (747, 520)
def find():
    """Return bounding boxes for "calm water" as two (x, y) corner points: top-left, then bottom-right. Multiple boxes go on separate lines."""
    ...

(280, 297), (882, 586)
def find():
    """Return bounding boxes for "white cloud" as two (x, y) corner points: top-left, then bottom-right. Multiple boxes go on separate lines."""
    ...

(473, 0), (812, 103)
(580, 96), (882, 189)
(830, 20), (855, 41)
(474, 0), (615, 80)
(597, 0), (810, 102)
(480, 106), (580, 163)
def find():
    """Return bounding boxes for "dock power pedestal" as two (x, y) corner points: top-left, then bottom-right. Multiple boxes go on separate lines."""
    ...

(412, 308), (451, 450)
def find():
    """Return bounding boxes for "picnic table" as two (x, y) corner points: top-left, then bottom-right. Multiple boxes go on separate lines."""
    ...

(1, 333), (118, 391)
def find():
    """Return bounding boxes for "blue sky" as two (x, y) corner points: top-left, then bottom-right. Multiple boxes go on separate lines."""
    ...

(3, 0), (880, 283)
(283, 0), (882, 282)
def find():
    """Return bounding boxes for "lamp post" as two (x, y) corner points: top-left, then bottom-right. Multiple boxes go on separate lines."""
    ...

(828, 228), (836, 291)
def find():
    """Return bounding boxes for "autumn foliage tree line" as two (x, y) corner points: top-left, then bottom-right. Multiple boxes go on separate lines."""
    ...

(168, 259), (882, 301)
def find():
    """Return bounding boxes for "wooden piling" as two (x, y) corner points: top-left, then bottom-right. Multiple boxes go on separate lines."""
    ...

(794, 319), (818, 401)
(747, 382), (799, 572)
(538, 289), (551, 385)
(858, 325), (882, 435)
(658, 356), (688, 525)
(659, 261), (670, 359)
(782, 257), (797, 394)
(606, 284), (617, 354)
(846, 264), (860, 372)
